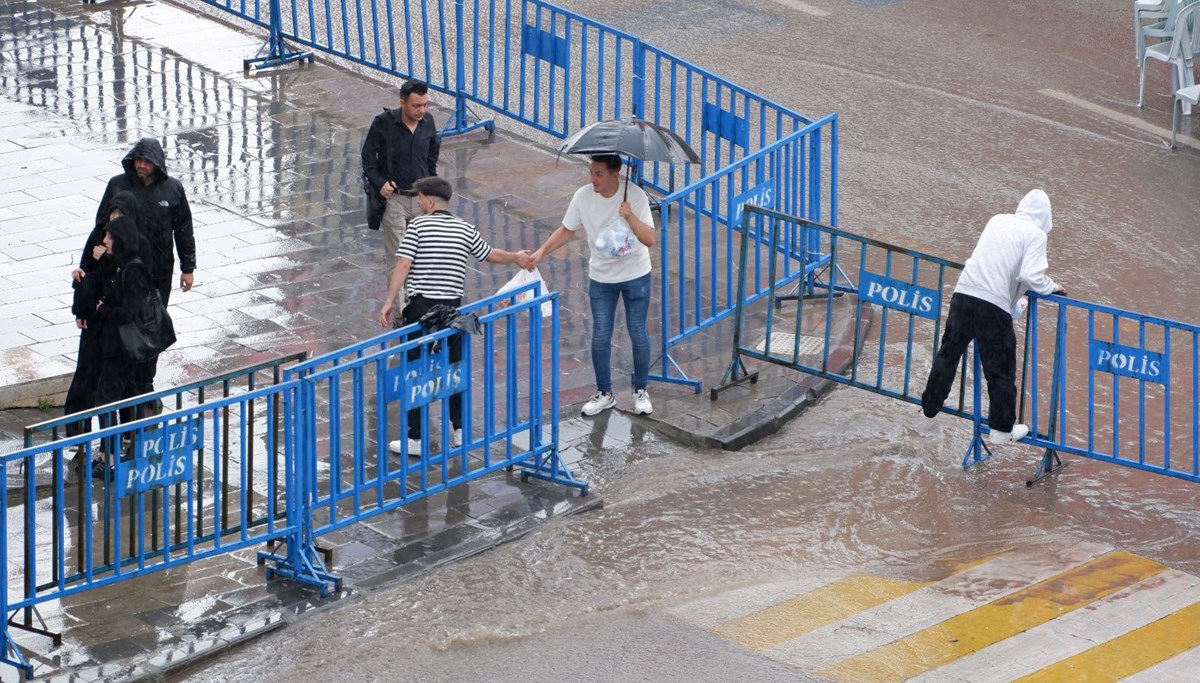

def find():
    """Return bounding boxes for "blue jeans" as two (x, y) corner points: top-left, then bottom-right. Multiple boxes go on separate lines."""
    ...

(588, 273), (651, 393)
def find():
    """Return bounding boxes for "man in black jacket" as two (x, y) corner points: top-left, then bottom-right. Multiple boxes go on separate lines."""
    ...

(361, 80), (441, 325)
(94, 137), (195, 407)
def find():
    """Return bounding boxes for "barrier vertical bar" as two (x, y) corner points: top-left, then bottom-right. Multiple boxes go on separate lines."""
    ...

(444, 0), (494, 136)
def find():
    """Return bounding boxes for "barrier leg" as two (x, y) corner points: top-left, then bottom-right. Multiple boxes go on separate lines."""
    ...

(244, 0), (313, 71)
(962, 346), (995, 468)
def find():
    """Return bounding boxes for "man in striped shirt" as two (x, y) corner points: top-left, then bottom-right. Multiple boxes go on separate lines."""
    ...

(376, 176), (532, 454)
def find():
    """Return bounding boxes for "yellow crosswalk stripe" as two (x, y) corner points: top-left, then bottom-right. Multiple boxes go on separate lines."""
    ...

(1014, 601), (1200, 683)
(817, 551), (1166, 683)
(711, 575), (931, 651)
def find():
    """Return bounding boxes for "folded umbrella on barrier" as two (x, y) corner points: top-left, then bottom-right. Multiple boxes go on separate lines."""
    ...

(558, 118), (700, 200)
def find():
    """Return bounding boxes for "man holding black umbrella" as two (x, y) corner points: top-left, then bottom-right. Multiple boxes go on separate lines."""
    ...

(529, 154), (656, 417)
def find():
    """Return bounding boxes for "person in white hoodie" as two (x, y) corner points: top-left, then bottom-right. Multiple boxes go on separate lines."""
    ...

(921, 189), (1065, 444)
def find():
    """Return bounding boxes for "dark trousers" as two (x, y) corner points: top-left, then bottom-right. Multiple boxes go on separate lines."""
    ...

(403, 294), (463, 440)
(94, 355), (136, 456)
(64, 327), (102, 437)
(921, 293), (1018, 432)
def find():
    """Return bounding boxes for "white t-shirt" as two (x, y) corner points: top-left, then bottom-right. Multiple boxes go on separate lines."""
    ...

(562, 182), (655, 284)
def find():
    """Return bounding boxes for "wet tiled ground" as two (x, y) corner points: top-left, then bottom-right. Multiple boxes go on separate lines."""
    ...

(0, 0), (854, 678)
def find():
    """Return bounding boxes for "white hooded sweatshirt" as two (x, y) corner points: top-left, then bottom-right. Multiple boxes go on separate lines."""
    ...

(955, 189), (1058, 315)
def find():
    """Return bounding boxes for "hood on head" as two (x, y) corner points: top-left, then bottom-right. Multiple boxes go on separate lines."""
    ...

(105, 216), (141, 263)
(1014, 189), (1052, 233)
(108, 190), (141, 226)
(121, 137), (168, 180)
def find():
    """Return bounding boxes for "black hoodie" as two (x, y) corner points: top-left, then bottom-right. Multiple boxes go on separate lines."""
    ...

(88, 216), (152, 359)
(78, 190), (151, 275)
(95, 138), (195, 286)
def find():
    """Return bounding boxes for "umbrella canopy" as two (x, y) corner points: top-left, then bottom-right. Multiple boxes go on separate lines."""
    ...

(559, 118), (700, 164)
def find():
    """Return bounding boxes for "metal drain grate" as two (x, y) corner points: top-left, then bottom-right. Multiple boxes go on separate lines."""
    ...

(753, 332), (824, 357)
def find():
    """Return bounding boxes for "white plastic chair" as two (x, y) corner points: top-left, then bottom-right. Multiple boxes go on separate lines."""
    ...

(1171, 84), (1200, 147)
(1139, 0), (1199, 114)
(1137, 0), (1171, 64)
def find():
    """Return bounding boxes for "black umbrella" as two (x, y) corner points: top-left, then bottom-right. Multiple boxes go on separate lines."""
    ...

(558, 118), (700, 199)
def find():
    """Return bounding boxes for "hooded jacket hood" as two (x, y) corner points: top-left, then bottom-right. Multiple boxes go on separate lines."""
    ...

(1014, 189), (1052, 234)
(108, 190), (141, 226)
(105, 216), (142, 266)
(121, 137), (169, 183)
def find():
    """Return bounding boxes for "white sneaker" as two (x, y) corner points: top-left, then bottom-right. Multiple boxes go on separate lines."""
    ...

(388, 438), (423, 456)
(451, 429), (463, 448)
(988, 423), (1030, 445)
(581, 391), (616, 416)
(633, 389), (653, 415)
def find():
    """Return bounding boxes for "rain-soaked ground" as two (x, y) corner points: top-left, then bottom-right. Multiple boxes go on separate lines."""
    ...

(0, 0), (1197, 678)
(175, 0), (1199, 678)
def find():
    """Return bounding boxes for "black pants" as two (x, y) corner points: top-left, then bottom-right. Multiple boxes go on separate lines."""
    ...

(921, 293), (1018, 432)
(64, 327), (102, 437)
(403, 294), (462, 440)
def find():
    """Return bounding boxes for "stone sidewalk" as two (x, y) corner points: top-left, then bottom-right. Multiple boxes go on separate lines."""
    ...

(0, 0), (860, 679)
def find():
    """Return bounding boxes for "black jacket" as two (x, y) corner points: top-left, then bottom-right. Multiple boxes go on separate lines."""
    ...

(361, 108), (441, 195)
(95, 138), (195, 285)
(86, 217), (152, 360)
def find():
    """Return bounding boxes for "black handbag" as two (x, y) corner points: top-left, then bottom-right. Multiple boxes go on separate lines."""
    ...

(118, 288), (177, 363)
(364, 171), (385, 231)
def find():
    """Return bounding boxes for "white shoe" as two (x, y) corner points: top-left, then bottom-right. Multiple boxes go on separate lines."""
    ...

(581, 391), (616, 416)
(451, 429), (463, 448)
(388, 438), (423, 456)
(633, 389), (653, 415)
(988, 423), (1030, 445)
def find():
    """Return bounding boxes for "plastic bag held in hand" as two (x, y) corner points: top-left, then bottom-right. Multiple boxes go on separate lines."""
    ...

(494, 267), (554, 318)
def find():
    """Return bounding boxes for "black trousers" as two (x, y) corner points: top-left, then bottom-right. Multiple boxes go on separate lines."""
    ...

(64, 327), (102, 437)
(921, 293), (1018, 432)
(403, 294), (463, 440)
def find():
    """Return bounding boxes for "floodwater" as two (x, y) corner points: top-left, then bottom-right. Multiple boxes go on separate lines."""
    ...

(181, 366), (1200, 680)
(181, 0), (1200, 678)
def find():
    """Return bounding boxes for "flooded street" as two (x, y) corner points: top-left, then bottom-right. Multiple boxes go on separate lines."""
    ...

(181, 377), (1200, 680)
(177, 0), (1200, 680)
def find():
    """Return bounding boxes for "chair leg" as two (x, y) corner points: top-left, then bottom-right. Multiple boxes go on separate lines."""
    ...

(1138, 59), (1148, 108)
(1171, 96), (1180, 149)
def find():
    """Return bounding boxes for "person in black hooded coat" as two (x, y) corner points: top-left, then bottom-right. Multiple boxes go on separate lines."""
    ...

(95, 137), (195, 408)
(89, 217), (152, 425)
(64, 192), (145, 437)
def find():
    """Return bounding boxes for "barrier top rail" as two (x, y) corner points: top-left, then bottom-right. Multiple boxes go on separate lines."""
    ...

(286, 281), (545, 378)
(22, 351), (309, 445)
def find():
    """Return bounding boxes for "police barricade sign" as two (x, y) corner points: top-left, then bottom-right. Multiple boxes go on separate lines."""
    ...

(1089, 339), (1166, 384)
(117, 417), (201, 497)
(858, 271), (940, 320)
(385, 354), (465, 409)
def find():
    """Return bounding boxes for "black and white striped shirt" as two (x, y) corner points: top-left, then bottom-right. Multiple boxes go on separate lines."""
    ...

(396, 210), (494, 299)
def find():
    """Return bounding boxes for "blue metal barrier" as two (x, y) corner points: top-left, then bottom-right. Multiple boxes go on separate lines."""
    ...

(713, 206), (970, 416)
(1021, 294), (1200, 485)
(0, 382), (312, 677)
(717, 206), (1200, 487)
(264, 283), (584, 589)
(654, 118), (838, 390)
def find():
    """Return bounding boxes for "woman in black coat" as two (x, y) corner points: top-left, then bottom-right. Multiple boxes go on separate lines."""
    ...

(64, 192), (142, 442)
(75, 216), (151, 476)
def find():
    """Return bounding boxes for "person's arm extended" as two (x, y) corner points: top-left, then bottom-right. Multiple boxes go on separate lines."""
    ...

(377, 257), (413, 329)
(485, 249), (533, 270)
(529, 226), (575, 269)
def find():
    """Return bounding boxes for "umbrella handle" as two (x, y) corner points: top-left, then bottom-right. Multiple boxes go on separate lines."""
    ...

(623, 163), (630, 202)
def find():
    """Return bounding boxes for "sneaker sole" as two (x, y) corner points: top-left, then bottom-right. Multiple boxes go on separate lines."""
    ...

(634, 406), (653, 415)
